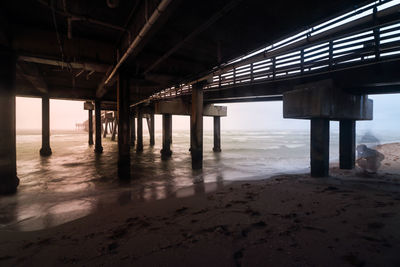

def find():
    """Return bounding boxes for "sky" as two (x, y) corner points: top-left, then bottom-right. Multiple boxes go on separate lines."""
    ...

(15, 94), (400, 132)
(14, 1), (400, 133)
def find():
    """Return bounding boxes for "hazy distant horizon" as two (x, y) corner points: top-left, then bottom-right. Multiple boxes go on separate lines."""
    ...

(16, 94), (400, 132)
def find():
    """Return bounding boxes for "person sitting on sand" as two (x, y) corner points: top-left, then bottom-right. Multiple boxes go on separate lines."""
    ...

(356, 144), (385, 174)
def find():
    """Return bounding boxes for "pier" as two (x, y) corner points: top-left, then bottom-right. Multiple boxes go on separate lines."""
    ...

(2, 1), (400, 266)
(1, 0), (400, 190)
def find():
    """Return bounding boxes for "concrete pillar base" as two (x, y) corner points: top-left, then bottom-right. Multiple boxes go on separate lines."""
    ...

(136, 144), (143, 152)
(0, 175), (19, 195)
(311, 118), (330, 177)
(340, 120), (356, 170)
(213, 116), (221, 152)
(40, 146), (52, 157)
(191, 149), (202, 169)
(161, 114), (172, 159)
(160, 149), (172, 158)
(94, 146), (103, 154)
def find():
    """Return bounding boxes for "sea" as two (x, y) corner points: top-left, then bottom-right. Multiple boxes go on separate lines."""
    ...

(0, 129), (399, 231)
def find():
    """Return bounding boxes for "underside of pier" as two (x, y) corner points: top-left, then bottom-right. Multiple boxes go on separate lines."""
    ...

(1, 0), (400, 193)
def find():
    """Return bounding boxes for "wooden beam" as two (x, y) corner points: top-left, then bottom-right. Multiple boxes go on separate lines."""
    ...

(12, 27), (115, 65)
(143, 0), (244, 74)
(97, 0), (182, 99)
(101, 102), (118, 111)
(37, 0), (127, 33)
(18, 55), (111, 73)
(17, 62), (48, 94)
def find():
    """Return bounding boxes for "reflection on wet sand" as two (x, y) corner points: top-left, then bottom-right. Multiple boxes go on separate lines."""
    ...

(1, 131), (312, 231)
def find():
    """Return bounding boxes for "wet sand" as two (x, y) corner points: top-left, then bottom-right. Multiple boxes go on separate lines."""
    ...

(3, 130), (312, 232)
(1, 144), (400, 266)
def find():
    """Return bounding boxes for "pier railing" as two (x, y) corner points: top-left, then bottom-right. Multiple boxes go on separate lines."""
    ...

(146, 0), (400, 102)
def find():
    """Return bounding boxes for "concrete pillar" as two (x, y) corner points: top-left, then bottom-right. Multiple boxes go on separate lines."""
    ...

(94, 100), (103, 153)
(111, 118), (117, 141)
(40, 96), (52, 156)
(150, 113), (155, 146)
(0, 48), (19, 194)
(103, 118), (108, 138)
(340, 120), (356, 169)
(117, 73), (130, 179)
(213, 116), (221, 152)
(161, 114), (172, 158)
(310, 118), (330, 177)
(191, 83), (204, 169)
(88, 109), (94, 145)
(136, 108), (143, 152)
(130, 111), (136, 146)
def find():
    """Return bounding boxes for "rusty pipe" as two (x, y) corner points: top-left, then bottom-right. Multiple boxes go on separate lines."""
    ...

(103, 0), (172, 85)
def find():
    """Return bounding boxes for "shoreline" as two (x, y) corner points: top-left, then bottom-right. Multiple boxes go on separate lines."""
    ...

(1, 144), (400, 266)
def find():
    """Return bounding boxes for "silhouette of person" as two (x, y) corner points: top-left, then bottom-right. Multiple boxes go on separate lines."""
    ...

(356, 144), (384, 174)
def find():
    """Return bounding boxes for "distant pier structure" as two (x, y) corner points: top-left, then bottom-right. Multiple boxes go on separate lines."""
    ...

(1, 0), (400, 193)
(75, 123), (86, 131)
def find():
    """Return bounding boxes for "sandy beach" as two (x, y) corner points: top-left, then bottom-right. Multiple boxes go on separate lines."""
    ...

(1, 143), (400, 266)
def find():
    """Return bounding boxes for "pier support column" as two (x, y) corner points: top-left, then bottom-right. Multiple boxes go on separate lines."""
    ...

(149, 113), (155, 146)
(130, 111), (136, 146)
(311, 118), (330, 177)
(213, 116), (221, 152)
(191, 83), (204, 169)
(161, 114), (172, 158)
(117, 73), (130, 179)
(88, 109), (94, 145)
(340, 120), (356, 169)
(94, 100), (103, 153)
(111, 118), (117, 141)
(0, 48), (19, 194)
(283, 82), (373, 178)
(136, 108), (143, 152)
(103, 118), (108, 138)
(40, 95), (52, 156)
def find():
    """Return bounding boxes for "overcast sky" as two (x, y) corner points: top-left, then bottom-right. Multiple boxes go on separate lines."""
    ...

(15, 94), (400, 133)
